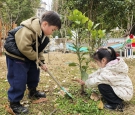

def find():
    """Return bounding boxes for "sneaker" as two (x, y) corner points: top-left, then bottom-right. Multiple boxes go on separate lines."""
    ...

(104, 103), (124, 112)
(28, 88), (46, 99)
(10, 102), (28, 114)
(104, 104), (115, 110)
(116, 103), (124, 112)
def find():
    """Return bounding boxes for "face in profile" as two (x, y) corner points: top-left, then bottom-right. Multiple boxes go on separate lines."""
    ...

(41, 21), (58, 35)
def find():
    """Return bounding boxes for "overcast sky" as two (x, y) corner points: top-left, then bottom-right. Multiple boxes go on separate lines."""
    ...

(42, 0), (52, 10)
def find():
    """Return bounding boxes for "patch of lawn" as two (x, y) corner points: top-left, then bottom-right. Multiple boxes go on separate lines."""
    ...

(0, 53), (135, 115)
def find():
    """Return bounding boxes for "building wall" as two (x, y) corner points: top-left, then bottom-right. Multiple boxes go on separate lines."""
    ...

(36, 2), (47, 18)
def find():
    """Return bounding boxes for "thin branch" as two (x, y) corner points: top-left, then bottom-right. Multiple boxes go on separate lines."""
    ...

(49, 109), (57, 115)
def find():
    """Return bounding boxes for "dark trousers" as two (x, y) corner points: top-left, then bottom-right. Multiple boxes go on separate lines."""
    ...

(6, 56), (40, 102)
(98, 84), (123, 107)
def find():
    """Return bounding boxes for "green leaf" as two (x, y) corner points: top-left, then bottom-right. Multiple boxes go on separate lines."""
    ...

(93, 23), (100, 29)
(98, 29), (106, 38)
(73, 9), (82, 16)
(81, 16), (88, 24)
(91, 30), (98, 39)
(68, 62), (78, 66)
(88, 20), (94, 30)
(75, 21), (81, 24)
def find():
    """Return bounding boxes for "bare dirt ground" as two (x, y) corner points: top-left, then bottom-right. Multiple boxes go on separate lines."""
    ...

(0, 52), (135, 115)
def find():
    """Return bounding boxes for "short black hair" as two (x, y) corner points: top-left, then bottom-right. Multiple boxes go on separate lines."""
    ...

(93, 47), (117, 63)
(41, 11), (61, 29)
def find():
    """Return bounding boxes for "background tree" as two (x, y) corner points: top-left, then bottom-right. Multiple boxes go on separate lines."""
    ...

(0, 0), (40, 55)
(96, 0), (135, 36)
(52, 0), (71, 38)
(0, 0), (40, 29)
(52, 0), (135, 37)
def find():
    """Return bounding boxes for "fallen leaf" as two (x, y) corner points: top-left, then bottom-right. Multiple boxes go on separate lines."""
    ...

(32, 98), (48, 104)
(38, 111), (43, 115)
(71, 78), (80, 82)
(45, 85), (49, 88)
(5, 105), (16, 115)
(20, 100), (29, 105)
(53, 85), (58, 89)
(24, 104), (30, 107)
(45, 73), (50, 77)
(90, 92), (100, 101)
(58, 90), (66, 97)
(62, 80), (66, 82)
(44, 89), (49, 92)
(54, 104), (59, 108)
(98, 100), (104, 110)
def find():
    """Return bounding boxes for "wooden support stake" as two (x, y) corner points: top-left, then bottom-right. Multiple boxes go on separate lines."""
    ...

(0, 19), (2, 56)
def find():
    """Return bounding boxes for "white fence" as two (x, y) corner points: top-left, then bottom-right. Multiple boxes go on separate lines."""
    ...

(119, 48), (135, 58)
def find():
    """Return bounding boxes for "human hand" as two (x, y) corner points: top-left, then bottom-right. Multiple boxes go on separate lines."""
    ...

(41, 64), (48, 71)
(72, 79), (85, 85)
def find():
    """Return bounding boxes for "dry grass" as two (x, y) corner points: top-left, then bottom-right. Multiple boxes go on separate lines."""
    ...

(0, 52), (135, 115)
